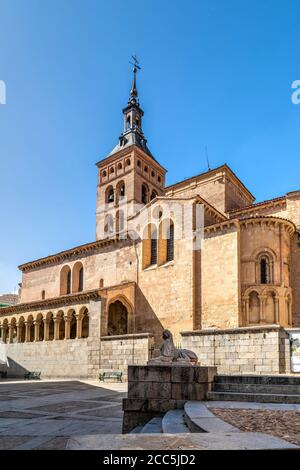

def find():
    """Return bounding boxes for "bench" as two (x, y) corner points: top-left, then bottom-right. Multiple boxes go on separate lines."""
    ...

(24, 371), (41, 380)
(0, 371), (7, 379)
(99, 371), (122, 383)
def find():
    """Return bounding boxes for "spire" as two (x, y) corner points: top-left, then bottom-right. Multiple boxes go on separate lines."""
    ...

(107, 57), (156, 160)
(129, 56), (140, 105)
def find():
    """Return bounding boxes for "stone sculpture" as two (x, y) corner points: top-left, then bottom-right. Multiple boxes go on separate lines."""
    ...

(148, 329), (198, 365)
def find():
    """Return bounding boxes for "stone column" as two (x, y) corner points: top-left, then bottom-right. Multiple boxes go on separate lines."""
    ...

(65, 318), (71, 340)
(76, 314), (82, 339)
(44, 320), (50, 341)
(16, 322), (21, 343)
(259, 295), (266, 323)
(24, 321), (29, 342)
(274, 296), (280, 324)
(34, 321), (40, 342)
(53, 317), (60, 340)
(8, 323), (14, 343)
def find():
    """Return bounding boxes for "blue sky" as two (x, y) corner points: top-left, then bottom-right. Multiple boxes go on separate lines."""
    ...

(0, 0), (299, 293)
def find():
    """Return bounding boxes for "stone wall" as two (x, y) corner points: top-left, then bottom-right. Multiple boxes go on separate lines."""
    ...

(181, 325), (291, 375)
(1, 339), (88, 378)
(201, 224), (240, 329)
(0, 298), (102, 380)
(100, 333), (154, 380)
(123, 365), (217, 433)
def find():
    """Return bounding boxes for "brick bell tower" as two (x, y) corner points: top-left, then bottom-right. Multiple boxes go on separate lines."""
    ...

(96, 59), (167, 240)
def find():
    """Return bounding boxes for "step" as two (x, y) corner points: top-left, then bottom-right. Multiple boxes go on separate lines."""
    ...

(140, 416), (163, 433)
(129, 425), (144, 434)
(207, 391), (300, 404)
(213, 382), (300, 395)
(215, 375), (300, 386)
(162, 410), (189, 434)
(184, 401), (240, 433)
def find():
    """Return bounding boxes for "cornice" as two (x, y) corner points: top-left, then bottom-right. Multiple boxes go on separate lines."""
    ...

(18, 237), (127, 273)
(204, 215), (296, 236)
(165, 164), (255, 202)
(0, 289), (101, 316)
(204, 219), (240, 235)
(228, 195), (286, 217)
(239, 216), (296, 235)
(96, 144), (167, 173)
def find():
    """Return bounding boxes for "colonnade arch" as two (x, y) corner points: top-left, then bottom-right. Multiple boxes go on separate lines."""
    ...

(243, 286), (291, 326)
(0, 307), (89, 343)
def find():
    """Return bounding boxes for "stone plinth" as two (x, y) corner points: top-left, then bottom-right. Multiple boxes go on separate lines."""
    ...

(122, 364), (217, 433)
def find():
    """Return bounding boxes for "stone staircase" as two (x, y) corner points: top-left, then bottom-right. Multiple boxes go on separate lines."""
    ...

(207, 374), (300, 403)
(126, 400), (298, 449)
(130, 410), (189, 434)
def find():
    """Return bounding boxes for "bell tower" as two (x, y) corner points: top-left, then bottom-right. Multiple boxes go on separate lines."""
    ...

(95, 59), (167, 240)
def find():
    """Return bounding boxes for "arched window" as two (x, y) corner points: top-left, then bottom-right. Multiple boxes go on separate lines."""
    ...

(67, 270), (71, 294)
(150, 227), (158, 266)
(99, 278), (104, 288)
(72, 262), (84, 293)
(117, 181), (125, 201)
(141, 183), (149, 204)
(158, 219), (174, 266)
(259, 254), (273, 284)
(261, 258), (267, 284)
(41, 290), (45, 300)
(104, 214), (114, 235)
(79, 267), (83, 291)
(106, 186), (114, 204)
(167, 221), (174, 262)
(60, 266), (71, 296)
(143, 224), (158, 269)
(150, 190), (157, 201)
(116, 210), (125, 232)
(81, 308), (89, 338)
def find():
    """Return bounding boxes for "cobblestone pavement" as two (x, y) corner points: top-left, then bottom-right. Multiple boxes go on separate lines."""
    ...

(0, 380), (127, 450)
(210, 407), (300, 446)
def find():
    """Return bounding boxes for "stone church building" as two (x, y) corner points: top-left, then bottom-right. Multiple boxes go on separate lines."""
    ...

(1, 69), (299, 378)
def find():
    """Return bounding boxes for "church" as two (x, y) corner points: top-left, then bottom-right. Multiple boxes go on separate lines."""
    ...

(0, 66), (299, 379)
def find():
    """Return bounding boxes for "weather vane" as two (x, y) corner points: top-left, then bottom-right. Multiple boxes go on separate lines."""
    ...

(130, 55), (141, 73)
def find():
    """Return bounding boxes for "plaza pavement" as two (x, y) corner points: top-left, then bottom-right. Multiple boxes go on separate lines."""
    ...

(0, 379), (127, 450)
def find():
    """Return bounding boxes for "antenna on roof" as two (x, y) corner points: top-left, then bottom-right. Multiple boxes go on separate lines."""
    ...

(205, 145), (211, 171)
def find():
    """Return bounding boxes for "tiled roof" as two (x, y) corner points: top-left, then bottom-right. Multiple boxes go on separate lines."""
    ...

(0, 294), (19, 306)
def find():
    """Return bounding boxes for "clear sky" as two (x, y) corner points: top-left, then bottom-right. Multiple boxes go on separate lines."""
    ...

(0, 0), (299, 293)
